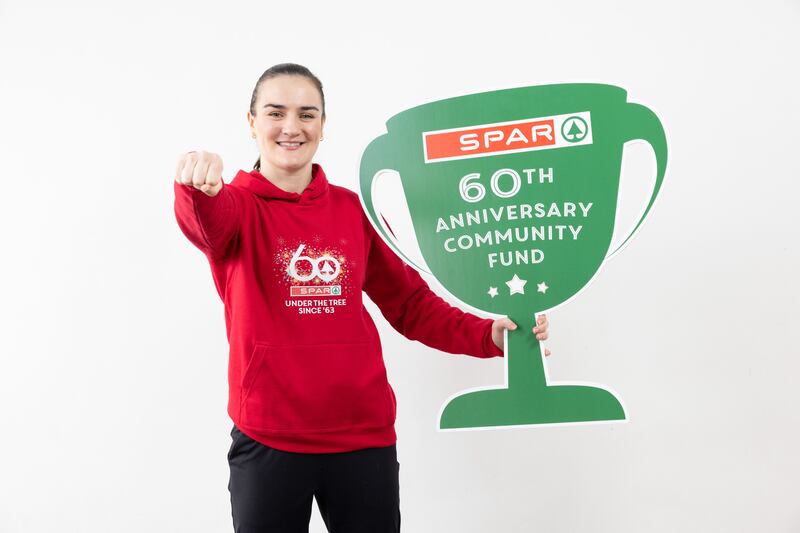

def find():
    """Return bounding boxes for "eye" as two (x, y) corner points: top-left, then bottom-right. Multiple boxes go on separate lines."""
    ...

(301, 113), (315, 119)
(267, 111), (283, 118)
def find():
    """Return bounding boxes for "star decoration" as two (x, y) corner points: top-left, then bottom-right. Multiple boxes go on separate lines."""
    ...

(506, 274), (527, 295)
(537, 282), (549, 294)
(488, 286), (499, 298)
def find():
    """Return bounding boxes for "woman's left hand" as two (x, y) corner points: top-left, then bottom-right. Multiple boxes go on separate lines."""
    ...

(491, 314), (551, 356)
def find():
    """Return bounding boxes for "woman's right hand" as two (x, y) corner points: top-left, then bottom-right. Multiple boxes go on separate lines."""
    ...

(175, 150), (224, 197)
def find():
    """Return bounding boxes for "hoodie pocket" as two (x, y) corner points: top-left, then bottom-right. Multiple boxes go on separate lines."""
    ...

(240, 341), (394, 433)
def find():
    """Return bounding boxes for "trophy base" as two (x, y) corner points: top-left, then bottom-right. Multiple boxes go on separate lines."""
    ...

(439, 384), (626, 430)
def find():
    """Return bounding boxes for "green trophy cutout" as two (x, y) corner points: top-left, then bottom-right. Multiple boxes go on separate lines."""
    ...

(359, 84), (667, 430)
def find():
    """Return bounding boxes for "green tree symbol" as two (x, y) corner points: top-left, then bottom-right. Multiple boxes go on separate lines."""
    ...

(562, 116), (588, 142)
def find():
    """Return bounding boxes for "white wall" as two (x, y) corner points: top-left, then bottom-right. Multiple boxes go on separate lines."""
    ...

(1, 1), (798, 531)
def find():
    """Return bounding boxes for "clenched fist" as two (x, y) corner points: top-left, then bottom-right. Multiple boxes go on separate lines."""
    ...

(175, 150), (224, 197)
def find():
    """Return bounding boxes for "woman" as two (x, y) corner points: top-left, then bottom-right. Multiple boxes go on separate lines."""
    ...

(173, 63), (550, 533)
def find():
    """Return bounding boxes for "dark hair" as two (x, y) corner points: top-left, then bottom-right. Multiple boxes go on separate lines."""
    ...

(250, 63), (325, 171)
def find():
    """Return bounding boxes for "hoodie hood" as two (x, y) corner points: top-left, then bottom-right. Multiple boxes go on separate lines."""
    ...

(231, 163), (329, 204)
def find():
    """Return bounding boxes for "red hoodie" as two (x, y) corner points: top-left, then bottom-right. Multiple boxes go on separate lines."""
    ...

(173, 163), (503, 453)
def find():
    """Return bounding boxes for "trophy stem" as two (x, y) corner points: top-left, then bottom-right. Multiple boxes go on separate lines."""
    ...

(507, 319), (548, 391)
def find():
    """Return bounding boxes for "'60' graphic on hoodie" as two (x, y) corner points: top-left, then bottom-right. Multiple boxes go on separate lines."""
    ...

(287, 244), (341, 283)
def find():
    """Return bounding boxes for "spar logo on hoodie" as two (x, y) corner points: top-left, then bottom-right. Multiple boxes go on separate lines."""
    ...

(286, 244), (342, 296)
(276, 240), (353, 315)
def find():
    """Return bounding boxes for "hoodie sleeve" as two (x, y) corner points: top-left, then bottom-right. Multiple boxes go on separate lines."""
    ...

(173, 179), (242, 260)
(362, 217), (503, 359)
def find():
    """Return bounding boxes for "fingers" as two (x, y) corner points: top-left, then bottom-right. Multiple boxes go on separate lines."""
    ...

(501, 318), (517, 331)
(207, 155), (223, 188)
(537, 314), (548, 327)
(495, 315), (551, 356)
(492, 317), (517, 333)
(174, 152), (190, 183)
(175, 150), (224, 196)
(532, 313), (549, 340)
(178, 151), (197, 185)
(536, 314), (550, 356)
(192, 155), (211, 188)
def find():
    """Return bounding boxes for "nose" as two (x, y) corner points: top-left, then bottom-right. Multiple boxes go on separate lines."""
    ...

(281, 115), (302, 137)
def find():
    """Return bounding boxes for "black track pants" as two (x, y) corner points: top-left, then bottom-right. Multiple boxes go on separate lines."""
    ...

(227, 425), (401, 533)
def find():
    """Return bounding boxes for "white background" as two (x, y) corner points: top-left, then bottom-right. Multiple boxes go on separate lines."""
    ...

(1, 1), (798, 531)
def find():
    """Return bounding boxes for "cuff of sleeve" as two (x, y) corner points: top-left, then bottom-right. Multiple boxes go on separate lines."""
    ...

(482, 319), (504, 358)
(174, 179), (228, 214)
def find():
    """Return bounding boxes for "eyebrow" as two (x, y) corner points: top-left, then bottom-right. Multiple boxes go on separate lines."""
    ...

(263, 103), (320, 112)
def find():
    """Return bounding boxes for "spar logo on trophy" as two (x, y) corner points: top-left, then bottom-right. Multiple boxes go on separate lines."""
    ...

(359, 84), (668, 430)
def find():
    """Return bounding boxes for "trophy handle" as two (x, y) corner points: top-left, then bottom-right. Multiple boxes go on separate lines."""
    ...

(607, 103), (669, 259)
(359, 134), (430, 273)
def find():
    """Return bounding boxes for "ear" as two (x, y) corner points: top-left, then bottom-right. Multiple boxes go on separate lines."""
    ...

(246, 111), (255, 135)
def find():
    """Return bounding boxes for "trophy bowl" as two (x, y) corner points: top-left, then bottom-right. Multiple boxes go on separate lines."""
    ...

(360, 84), (667, 429)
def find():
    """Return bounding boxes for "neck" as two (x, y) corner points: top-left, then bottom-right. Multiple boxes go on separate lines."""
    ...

(259, 161), (314, 194)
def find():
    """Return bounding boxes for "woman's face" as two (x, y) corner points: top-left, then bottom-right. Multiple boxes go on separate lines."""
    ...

(247, 75), (325, 178)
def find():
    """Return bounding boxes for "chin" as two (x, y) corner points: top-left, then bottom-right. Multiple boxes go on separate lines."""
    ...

(266, 157), (310, 174)
(282, 156), (312, 168)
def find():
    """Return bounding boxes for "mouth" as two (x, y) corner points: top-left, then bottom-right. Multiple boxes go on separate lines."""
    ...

(276, 141), (305, 150)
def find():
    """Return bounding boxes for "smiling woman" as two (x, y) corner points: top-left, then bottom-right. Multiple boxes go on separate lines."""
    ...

(172, 62), (550, 533)
(246, 64), (326, 194)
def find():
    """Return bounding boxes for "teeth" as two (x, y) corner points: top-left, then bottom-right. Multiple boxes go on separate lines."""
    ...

(278, 142), (302, 147)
